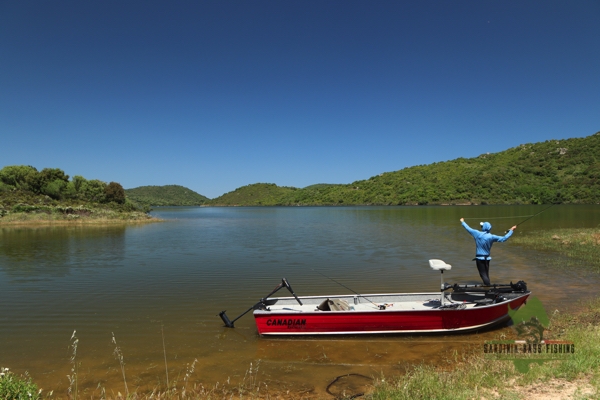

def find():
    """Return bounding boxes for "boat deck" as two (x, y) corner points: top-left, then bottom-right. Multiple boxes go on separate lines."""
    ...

(259, 292), (494, 314)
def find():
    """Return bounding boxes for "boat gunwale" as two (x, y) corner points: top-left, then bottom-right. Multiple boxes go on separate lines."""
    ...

(254, 291), (530, 314)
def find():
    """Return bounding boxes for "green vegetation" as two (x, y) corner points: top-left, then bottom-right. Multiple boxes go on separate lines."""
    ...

(0, 166), (153, 223)
(210, 183), (297, 206)
(125, 185), (209, 207)
(0, 367), (41, 400)
(511, 228), (600, 273)
(211, 132), (600, 206)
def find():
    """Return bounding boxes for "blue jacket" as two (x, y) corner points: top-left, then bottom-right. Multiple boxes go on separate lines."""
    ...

(461, 221), (513, 260)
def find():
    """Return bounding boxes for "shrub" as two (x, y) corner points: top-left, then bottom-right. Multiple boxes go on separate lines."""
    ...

(0, 367), (41, 400)
(105, 182), (126, 204)
(11, 204), (38, 213)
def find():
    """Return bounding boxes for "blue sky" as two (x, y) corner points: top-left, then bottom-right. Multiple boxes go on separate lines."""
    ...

(1, 1), (599, 199)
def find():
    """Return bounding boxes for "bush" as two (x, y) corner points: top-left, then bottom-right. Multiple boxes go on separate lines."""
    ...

(0, 367), (41, 400)
(11, 204), (38, 213)
(105, 182), (126, 204)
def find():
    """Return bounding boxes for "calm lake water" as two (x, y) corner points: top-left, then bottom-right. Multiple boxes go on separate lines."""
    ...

(1, 205), (599, 397)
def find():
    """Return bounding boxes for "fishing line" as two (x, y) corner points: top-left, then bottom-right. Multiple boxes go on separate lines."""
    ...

(508, 203), (557, 231)
(466, 189), (587, 229)
(311, 269), (382, 309)
(462, 215), (535, 220)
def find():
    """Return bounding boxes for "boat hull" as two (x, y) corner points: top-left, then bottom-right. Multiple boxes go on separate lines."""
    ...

(254, 292), (529, 335)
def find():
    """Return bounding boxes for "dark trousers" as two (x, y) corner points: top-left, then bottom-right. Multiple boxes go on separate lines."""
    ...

(475, 258), (491, 285)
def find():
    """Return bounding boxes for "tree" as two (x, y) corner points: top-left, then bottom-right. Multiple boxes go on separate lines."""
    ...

(43, 179), (67, 199)
(80, 179), (107, 203)
(0, 165), (38, 189)
(105, 182), (126, 204)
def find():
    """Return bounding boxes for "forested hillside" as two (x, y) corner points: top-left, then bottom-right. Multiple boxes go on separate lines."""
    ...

(3, 132), (598, 213)
(125, 185), (209, 206)
(210, 133), (600, 206)
(210, 183), (297, 206)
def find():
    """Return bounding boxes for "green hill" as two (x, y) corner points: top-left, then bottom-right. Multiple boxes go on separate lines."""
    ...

(211, 132), (600, 206)
(126, 185), (209, 207)
(210, 183), (297, 206)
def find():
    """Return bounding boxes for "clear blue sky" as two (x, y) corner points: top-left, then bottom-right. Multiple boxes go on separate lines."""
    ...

(1, 1), (599, 199)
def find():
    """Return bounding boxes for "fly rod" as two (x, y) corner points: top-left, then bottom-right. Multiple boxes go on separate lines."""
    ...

(311, 269), (387, 310)
(504, 203), (557, 233)
(503, 188), (589, 232)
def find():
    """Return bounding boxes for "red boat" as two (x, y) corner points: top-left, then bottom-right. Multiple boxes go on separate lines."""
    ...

(219, 260), (530, 335)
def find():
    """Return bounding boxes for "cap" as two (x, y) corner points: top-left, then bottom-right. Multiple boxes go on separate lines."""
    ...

(480, 222), (492, 232)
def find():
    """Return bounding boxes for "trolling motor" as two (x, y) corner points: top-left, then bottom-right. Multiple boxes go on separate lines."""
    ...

(219, 278), (303, 328)
(447, 281), (528, 293)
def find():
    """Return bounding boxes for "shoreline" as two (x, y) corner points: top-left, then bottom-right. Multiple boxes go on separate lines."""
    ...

(0, 215), (161, 227)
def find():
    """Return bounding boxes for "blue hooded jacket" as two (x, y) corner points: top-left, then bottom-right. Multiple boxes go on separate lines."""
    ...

(461, 221), (513, 260)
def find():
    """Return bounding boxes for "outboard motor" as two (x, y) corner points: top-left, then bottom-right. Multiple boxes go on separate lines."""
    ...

(511, 281), (528, 292)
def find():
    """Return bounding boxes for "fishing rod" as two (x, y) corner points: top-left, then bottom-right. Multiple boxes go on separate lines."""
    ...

(311, 269), (387, 310)
(501, 188), (587, 232)
(505, 203), (557, 233)
(505, 188), (589, 232)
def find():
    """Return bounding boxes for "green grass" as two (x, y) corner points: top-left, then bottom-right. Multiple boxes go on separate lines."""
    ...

(511, 228), (600, 273)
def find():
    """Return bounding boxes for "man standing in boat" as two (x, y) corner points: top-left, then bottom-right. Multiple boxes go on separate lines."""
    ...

(460, 218), (517, 286)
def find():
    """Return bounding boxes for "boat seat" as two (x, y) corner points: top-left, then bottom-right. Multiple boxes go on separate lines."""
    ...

(317, 298), (350, 311)
(429, 259), (451, 271)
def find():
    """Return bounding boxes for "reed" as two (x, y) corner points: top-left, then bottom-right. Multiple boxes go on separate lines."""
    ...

(67, 330), (79, 400)
(182, 358), (198, 398)
(161, 325), (169, 392)
(111, 332), (129, 397)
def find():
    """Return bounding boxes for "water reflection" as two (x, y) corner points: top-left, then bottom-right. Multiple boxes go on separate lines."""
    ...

(0, 225), (126, 279)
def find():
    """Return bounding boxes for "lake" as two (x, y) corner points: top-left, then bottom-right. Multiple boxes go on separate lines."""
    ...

(1, 205), (599, 397)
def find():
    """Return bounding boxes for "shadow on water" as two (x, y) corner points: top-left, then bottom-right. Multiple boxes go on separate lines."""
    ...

(0, 205), (598, 397)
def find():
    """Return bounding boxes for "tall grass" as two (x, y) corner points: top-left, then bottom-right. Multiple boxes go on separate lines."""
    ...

(111, 332), (129, 397)
(67, 330), (79, 400)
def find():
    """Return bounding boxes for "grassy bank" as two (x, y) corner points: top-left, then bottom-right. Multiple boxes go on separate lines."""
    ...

(510, 227), (600, 273)
(0, 210), (158, 225)
(0, 203), (158, 225)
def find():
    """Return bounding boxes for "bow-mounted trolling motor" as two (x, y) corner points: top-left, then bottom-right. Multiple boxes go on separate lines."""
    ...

(218, 278), (303, 328)
(447, 280), (528, 293)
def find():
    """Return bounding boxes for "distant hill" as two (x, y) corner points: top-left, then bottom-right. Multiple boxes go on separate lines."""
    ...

(302, 183), (344, 190)
(210, 132), (600, 206)
(126, 185), (209, 206)
(210, 183), (297, 206)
